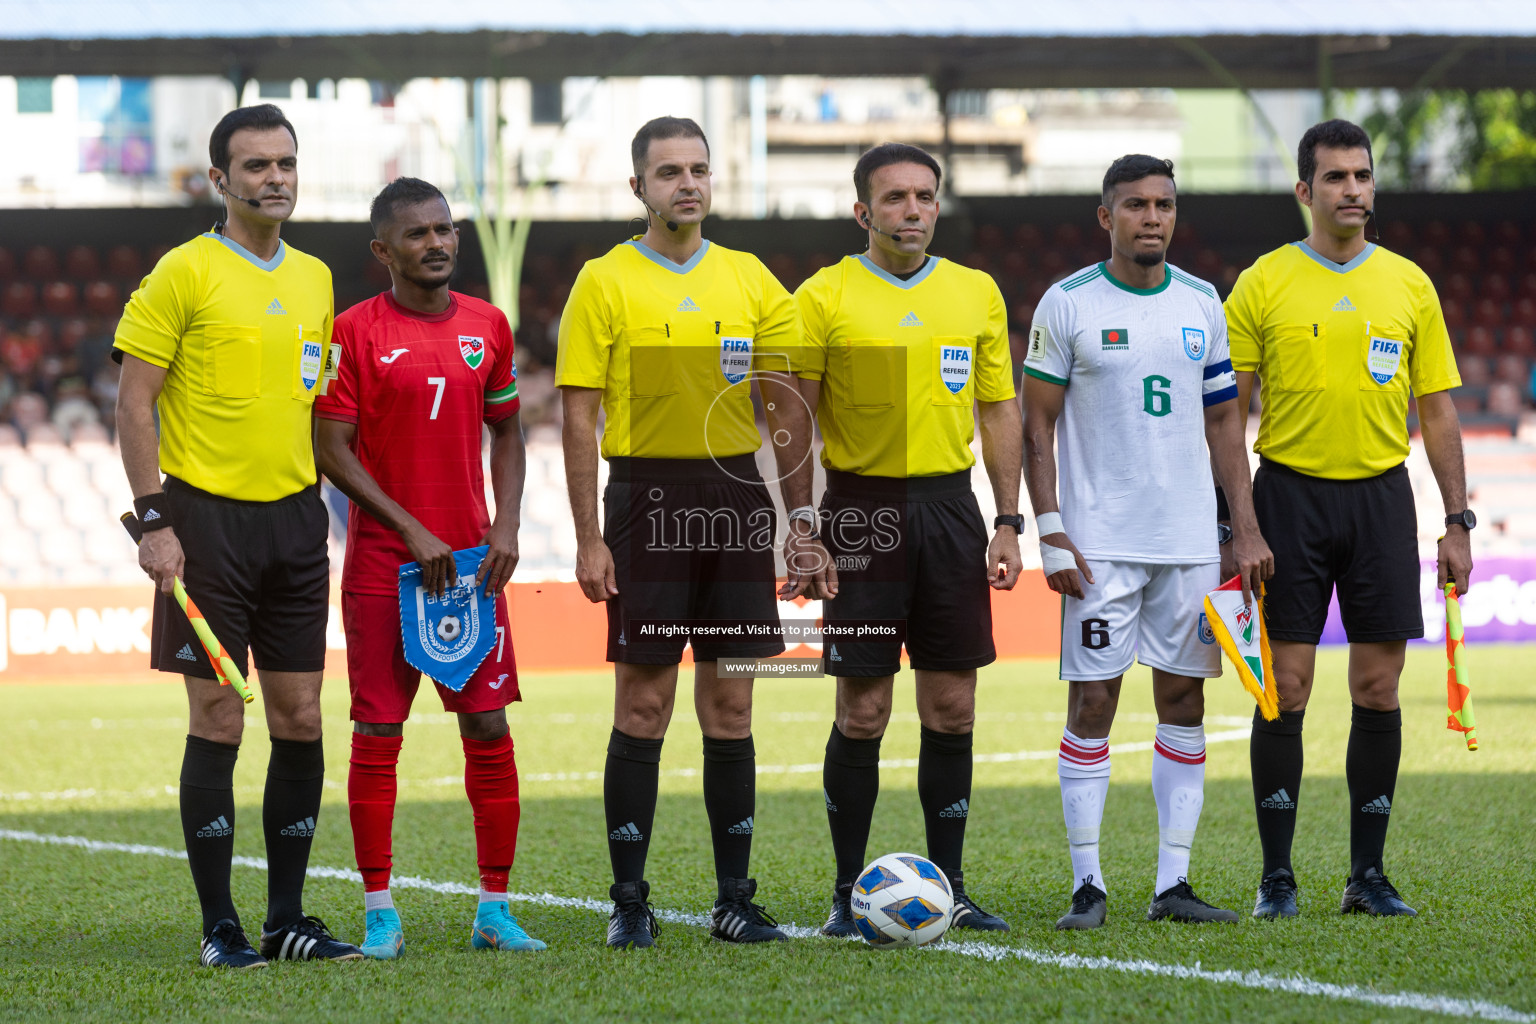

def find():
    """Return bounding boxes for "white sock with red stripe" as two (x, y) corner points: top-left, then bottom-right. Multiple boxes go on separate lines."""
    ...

(1152, 722), (1207, 896)
(1058, 729), (1110, 895)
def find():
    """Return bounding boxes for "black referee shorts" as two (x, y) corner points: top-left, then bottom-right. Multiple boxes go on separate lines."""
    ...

(1253, 458), (1423, 645)
(602, 455), (784, 665)
(819, 469), (996, 678)
(149, 476), (330, 680)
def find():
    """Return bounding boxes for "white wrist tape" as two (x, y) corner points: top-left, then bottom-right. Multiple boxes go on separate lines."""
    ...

(787, 505), (817, 526)
(1036, 512), (1064, 537)
(1040, 543), (1078, 575)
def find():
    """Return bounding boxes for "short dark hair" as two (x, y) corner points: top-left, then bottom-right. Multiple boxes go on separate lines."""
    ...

(1297, 119), (1373, 185)
(208, 104), (297, 174)
(631, 116), (709, 177)
(370, 177), (449, 235)
(1101, 154), (1175, 206)
(853, 143), (943, 205)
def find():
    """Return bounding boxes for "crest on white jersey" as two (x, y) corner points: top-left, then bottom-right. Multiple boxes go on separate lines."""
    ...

(1367, 336), (1402, 385)
(939, 344), (972, 394)
(1182, 327), (1206, 361)
(720, 335), (753, 385)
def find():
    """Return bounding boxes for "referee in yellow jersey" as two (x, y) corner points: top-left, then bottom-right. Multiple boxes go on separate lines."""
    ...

(556, 116), (803, 948)
(115, 105), (359, 967)
(779, 143), (1023, 936)
(1225, 120), (1471, 920)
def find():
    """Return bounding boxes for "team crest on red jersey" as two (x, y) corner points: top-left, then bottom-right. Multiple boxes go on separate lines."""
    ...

(458, 335), (485, 369)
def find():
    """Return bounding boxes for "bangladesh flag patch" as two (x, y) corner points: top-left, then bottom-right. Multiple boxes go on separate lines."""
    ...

(459, 335), (485, 370)
(1101, 328), (1129, 350)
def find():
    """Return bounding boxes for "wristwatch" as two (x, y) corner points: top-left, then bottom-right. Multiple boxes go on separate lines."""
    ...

(1217, 523), (1233, 545)
(1445, 510), (1477, 531)
(994, 514), (1025, 534)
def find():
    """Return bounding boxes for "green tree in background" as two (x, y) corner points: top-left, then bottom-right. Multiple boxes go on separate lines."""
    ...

(1364, 89), (1536, 190)
(1460, 90), (1536, 190)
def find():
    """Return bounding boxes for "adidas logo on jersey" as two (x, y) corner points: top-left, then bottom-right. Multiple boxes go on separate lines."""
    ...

(610, 822), (644, 842)
(728, 817), (754, 835)
(266, 299), (286, 315)
(899, 311), (923, 327)
(174, 643), (197, 662)
(938, 799), (969, 819)
(1260, 788), (1296, 810)
(1361, 795), (1392, 815)
(1333, 295), (1356, 311)
(196, 815), (233, 838)
(280, 816), (316, 838)
(677, 296), (700, 312)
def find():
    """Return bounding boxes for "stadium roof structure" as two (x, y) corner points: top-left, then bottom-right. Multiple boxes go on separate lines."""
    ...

(3, 0), (1536, 91)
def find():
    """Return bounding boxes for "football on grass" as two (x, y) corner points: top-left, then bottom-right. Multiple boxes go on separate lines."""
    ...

(850, 852), (954, 948)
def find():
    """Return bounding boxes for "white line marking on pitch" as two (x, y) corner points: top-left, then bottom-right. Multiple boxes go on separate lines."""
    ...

(0, 828), (1527, 1023)
(0, 729), (1251, 801)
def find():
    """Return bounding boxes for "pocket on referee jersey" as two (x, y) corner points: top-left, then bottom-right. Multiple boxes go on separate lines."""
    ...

(1270, 323), (1327, 393)
(201, 324), (262, 398)
(624, 327), (679, 398)
(842, 338), (899, 408)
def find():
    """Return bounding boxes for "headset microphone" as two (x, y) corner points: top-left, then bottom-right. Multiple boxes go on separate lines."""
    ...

(862, 215), (910, 244)
(633, 187), (679, 232)
(217, 179), (261, 209)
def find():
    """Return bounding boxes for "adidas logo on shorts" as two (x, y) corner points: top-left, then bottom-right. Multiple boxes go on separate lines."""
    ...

(823, 788), (838, 813)
(938, 798), (969, 819)
(175, 643), (197, 662)
(280, 816), (316, 838)
(1361, 795), (1392, 815)
(1261, 788), (1296, 810)
(829, 644), (841, 662)
(727, 817), (754, 835)
(610, 822), (644, 842)
(196, 815), (233, 838)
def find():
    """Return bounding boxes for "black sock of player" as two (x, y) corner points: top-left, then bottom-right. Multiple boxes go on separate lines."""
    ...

(1250, 708), (1305, 878)
(262, 737), (325, 930)
(701, 734), (756, 882)
(605, 729), (663, 885)
(824, 724), (882, 886)
(1346, 704), (1402, 880)
(917, 726), (974, 879)
(179, 735), (241, 935)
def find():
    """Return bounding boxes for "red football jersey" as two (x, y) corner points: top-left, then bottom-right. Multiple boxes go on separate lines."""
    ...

(315, 291), (520, 596)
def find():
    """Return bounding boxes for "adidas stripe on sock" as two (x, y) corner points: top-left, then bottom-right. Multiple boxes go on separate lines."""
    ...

(1058, 729), (1109, 894)
(1152, 723), (1206, 895)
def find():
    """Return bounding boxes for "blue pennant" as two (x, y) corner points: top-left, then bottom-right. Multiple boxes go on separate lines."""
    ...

(398, 545), (496, 693)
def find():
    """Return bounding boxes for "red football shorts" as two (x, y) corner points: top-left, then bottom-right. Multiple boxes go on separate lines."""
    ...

(343, 590), (520, 723)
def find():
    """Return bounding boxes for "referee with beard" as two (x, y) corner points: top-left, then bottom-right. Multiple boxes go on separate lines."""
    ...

(115, 104), (359, 967)
(1225, 119), (1471, 920)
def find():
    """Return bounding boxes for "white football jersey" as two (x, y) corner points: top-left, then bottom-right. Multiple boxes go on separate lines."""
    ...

(1025, 261), (1238, 564)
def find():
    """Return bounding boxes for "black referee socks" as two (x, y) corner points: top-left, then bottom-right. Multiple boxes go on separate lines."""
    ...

(1251, 708), (1305, 879)
(1347, 704), (1402, 880)
(824, 724), (883, 886)
(701, 734), (757, 881)
(179, 735), (241, 935)
(918, 726), (974, 879)
(262, 736), (325, 930)
(605, 729), (663, 884)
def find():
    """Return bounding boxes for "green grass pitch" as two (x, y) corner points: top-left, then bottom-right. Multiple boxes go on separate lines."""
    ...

(1, 646), (1533, 1023)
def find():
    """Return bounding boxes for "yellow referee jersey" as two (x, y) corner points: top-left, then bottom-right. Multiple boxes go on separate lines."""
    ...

(114, 233), (334, 501)
(1226, 241), (1459, 479)
(555, 239), (796, 459)
(795, 255), (1014, 478)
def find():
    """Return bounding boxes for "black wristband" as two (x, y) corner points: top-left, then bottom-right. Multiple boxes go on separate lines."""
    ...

(133, 493), (173, 532)
(1214, 485), (1231, 521)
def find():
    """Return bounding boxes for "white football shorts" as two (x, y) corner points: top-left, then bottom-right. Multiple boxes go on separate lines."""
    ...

(1058, 560), (1222, 681)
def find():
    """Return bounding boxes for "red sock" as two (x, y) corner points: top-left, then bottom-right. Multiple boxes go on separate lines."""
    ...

(463, 734), (519, 893)
(349, 733), (402, 892)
